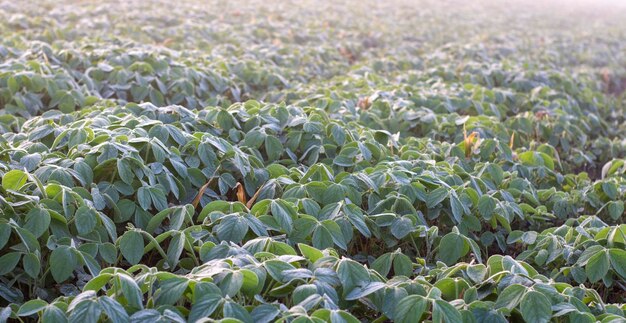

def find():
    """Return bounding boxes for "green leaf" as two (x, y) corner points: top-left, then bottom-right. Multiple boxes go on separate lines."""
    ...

(216, 215), (248, 243)
(586, 249), (610, 283)
(265, 135), (283, 161)
(8, 76), (19, 93)
(0, 223), (10, 249)
(321, 220), (347, 250)
(68, 300), (101, 323)
(608, 248), (626, 279)
(577, 245), (605, 266)
(155, 277), (189, 305)
(293, 285), (318, 305)
(129, 309), (161, 322)
(312, 224), (334, 250)
(465, 237), (483, 264)
(371, 253), (392, 277)
(98, 212), (118, 241)
(117, 159), (134, 185)
(0, 252), (21, 275)
(264, 259), (295, 283)
(219, 271), (243, 297)
(119, 231), (144, 265)
(17, 299), (48, 316)
(189, 292), (222, 322)
(223, 301), (253, 323)
(390, 216), (413, 239)
(137, 187), (151, 210)
(84, 273), (113, 291)
(24, 207), (51, 238)
(99, 296), (129, 322)
(80, 252), (101, 277)
(270, 200), (295, 234)
(330, 310), (360, 323)
(68, 129), (87, 149)
(50, 246), (78, 283)
(343, 204), (371, 238)
(450, 194), (465, 223)
(2, 169), (27, 190)
(432, 299), (462, 323)
(251, 304), (280, 323)
(437, 232), (469, 266)
(607, 201), (624, 220)
(14, 226), (40, 253)
(118, 274), (143, 310)
(298, 243), (324, 263)
(337, 259), (371, 298)
(394, 295), (427, 323)
(0, 307), (10, 322)
(345, 282), (386, 300)
(75, 206), (97, 235)
(472, 308), (507, 323)
(99, 243), (117, 264)
(329, 125), (346, 147)
(602, 182), (618, 200)
(149, 188), (168, 211)
(392, 253), (413, 277)
(518, 151), (554, 170)
(43, 306), (68, 323)
(146, 207), (174, 234)
(166, 232), (185, 269)
(426, 187), (449, 208)
(477, 195), (496, 219)
(495, 284), (527, 310)
(240, 269), (260, 295)
(323, 184), (344, 204)
(466, 264), (487, 283)
(58, 93), (76, 113)
(433, 278), (469, 301)
(520, 291), (552, 323)
(23, 253), (40, 278)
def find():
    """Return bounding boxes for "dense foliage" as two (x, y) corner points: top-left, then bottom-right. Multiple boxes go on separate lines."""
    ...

(1, 0), (625, 322)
